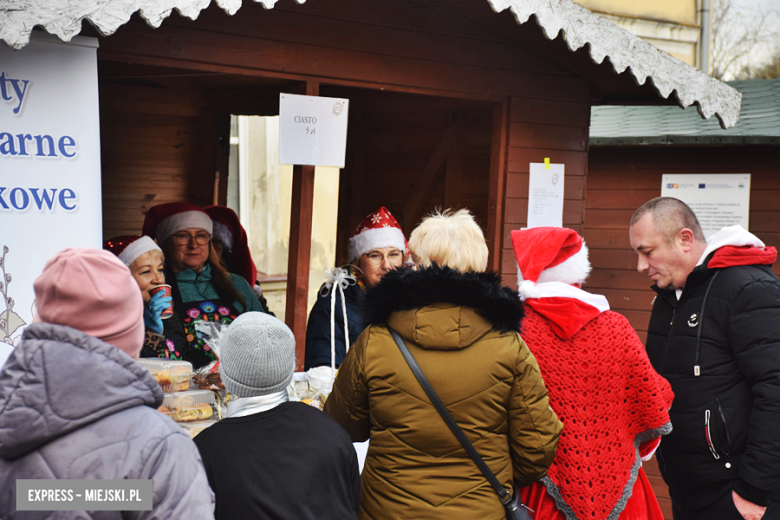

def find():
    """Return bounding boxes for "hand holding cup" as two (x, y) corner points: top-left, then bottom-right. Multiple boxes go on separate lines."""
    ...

(149, 285), (174, 319)
(144, 286), (174, 334)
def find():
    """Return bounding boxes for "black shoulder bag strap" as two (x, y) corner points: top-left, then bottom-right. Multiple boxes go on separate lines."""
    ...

(388, 327), (533, 520)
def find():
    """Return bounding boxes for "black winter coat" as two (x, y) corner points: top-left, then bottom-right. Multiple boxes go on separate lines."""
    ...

(646, 255), (780, 511)
(305, 282), (365, 370)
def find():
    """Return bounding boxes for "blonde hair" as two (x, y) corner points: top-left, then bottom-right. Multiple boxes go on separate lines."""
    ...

(409, 208), (488, 273)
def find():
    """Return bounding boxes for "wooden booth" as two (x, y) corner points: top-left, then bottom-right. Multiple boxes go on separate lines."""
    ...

(2, 1), (744, 517)
(2, 0), (735, 359)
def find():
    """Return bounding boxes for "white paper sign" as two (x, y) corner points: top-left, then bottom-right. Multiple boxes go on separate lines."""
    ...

(279, 93), (349, 167)
(527, 162), (565, 228)
(661, 174), (751, 238)
(0, 34), (103, 345)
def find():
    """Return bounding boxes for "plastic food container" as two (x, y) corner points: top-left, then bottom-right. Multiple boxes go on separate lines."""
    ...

(180, 420), (217, 439)
(138, 359), (193, 393)
(159, 390), (219, 423)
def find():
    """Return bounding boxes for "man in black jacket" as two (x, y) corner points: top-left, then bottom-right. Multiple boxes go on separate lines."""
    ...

(629, 197), (780, 520)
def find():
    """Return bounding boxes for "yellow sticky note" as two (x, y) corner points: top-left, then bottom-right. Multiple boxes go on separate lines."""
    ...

(544, 157), (550, 169)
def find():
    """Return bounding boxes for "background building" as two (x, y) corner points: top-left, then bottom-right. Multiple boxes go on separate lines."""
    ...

(575, 0), (708, 70)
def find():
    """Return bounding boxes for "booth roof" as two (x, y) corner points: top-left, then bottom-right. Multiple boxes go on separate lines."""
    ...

(0, 0), (741, 129)
(590, 79), (780, 146)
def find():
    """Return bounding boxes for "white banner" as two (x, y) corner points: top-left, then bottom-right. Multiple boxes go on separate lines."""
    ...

(0, 33), (102, 346)
(661, 174), (751, 238)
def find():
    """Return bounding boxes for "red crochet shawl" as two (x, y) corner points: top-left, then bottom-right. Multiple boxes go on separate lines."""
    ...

(521, 306), (674, 520)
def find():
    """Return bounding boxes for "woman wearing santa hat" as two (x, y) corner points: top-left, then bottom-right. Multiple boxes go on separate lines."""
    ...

(511, 226), (674, 520)
(304, 206), (408, 370)
(143, 202), (267, 369)
(103, 235), (189, 360)
(305, 206), (409, 370)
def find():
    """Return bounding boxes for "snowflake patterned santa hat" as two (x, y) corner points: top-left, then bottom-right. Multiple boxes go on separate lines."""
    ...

(103, 235), (162, 267)
(142, 202), (213, 244)
(348, 206), (409, 263)
(511, 227), (591, 300)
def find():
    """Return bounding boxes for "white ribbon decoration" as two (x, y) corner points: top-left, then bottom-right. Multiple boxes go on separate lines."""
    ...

(321, 267), (357, 378)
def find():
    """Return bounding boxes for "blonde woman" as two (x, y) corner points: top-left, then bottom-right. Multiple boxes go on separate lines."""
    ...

(324, 208), (562, 520)
(104, 235), (188, 360)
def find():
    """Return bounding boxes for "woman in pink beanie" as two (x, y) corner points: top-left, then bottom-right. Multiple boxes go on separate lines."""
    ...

(0, 248), (215, 519)
(32, 247), (146, 357)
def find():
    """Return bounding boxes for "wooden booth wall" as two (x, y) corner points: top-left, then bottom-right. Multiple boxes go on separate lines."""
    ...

(585, 145), (780, 343)
(99, 82), (218, 238)
(333, 90), (494, 263)
(92, 0), (594, 266)
(499, 97), (591, 285)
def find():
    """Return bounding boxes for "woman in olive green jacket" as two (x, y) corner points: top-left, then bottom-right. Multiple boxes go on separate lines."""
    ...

(324, 209), (563, 520)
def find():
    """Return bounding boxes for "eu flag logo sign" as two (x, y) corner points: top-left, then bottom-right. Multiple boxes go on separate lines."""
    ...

(699, 184), (706, 189)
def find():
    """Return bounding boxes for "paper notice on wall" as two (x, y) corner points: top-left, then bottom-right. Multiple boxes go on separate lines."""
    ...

(661, 174), (751, 238)
(0, 33), (102, 346)
(279, 93), (349, 167)
(527, 162), (565, 228)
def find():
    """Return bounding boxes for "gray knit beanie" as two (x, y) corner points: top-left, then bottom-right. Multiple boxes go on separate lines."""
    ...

(220, 312), (296, 397)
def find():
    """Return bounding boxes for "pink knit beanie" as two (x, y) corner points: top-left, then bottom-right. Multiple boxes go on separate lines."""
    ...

(34, 248), (145, 359)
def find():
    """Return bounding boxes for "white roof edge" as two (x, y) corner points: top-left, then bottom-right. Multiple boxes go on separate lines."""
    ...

(487, 0), (741, 129)
(0, 0), (741, 129)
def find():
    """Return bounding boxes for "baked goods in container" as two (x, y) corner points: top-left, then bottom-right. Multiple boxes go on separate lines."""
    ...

(169, 364), (191, 392)
(162, 390), (219, 423)
(195, 403), (213, 420)
(138, 359), (193, 393)
(193, 372), (224, 391)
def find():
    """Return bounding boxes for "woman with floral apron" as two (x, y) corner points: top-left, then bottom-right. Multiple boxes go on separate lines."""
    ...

(142, 202), (269, 370)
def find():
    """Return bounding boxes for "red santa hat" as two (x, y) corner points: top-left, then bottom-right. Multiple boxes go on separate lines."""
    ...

(349, 206), (409, 262)
(142, 202), (213, 244)
(511, 227), (591, 300)
(103, 235), (162, 267)
(512, 227), (609, 339)
(204, 205), (257, 287)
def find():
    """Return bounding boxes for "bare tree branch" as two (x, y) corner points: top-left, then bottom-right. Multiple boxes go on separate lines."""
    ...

(711, 0), (780, 80)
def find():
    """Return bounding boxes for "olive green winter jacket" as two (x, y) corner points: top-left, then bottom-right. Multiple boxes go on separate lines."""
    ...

(324, 266), (562, 520)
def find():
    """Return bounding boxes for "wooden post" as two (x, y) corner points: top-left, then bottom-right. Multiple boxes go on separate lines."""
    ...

(487, 99), (509, 273)
(214, 111), (231, 206)
(285, 80), (319, 371)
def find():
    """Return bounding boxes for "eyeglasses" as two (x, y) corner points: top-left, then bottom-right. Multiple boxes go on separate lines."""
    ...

(363, 249), (404, 267)
(171, 231), (210, 246)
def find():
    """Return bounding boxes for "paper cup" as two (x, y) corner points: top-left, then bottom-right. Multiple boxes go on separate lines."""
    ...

(149, 284), (174, 319)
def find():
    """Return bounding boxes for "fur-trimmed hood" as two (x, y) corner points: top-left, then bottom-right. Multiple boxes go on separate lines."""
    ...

(363, 265), (524, 333)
